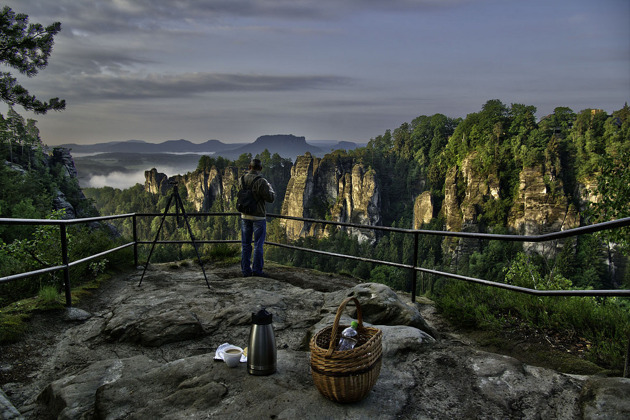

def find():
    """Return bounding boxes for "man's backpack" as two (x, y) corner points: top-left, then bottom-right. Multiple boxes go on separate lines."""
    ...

(236, 175), (262, 214)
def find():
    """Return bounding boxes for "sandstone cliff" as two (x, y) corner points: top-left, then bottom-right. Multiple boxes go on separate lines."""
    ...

(144, 166), (239, 212)
(144, 168), (170, 195)
(507, 165), (579, 254)
(414, 152), (586, 259)
(4, 147), (94, 219)
(280, 153), (381, 243)
(413, 191), (433, 229)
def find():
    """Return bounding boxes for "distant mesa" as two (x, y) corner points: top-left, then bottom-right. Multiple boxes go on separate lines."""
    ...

(221, 134), (323, 159)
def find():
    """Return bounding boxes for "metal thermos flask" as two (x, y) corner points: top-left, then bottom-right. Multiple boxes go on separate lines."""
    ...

(248, 308), (277, 375)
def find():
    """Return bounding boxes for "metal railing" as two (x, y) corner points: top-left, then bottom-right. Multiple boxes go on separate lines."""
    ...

(0, 214), (136, 306)
(2, 212), (630, 376)
(270, 214), (630, 301)
(2, 212), (630, 307)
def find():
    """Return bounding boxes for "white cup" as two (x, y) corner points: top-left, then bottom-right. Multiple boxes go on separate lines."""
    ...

(223, 347), (242, 368)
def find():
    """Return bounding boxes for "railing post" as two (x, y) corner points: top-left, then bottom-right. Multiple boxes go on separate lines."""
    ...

(411, 231), (419, 303)
(60, 223), (72, 307)
(133, 214), (138, 267)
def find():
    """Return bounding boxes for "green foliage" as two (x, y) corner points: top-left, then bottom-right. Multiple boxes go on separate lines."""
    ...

(207, 244), (240, 265)
(235, 153), (252, 170)
(196, 155), (231, 172)
(504, 252), (573, 290)
(369, 266), (409, 291)
(0, 210), (68, 304)
(0, 312), (29, 343)
(433, 280), (630, 372)
(0, 206), (122, 307)
(586, 148), (630, 248)
(38, 285), (60, 305)
(0, 6), (65, 113)
(89, 258), (108, 278)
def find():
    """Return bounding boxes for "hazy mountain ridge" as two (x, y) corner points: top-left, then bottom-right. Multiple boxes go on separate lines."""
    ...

(58, 139), (243, 154)
(58, 135), (362, 157)
(66, 135), (363, 188)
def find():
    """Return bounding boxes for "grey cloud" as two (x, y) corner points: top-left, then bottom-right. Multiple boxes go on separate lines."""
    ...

(49, 45), (156, 76)
(8, 0), (475, 35)
(59, 72), (354, 100)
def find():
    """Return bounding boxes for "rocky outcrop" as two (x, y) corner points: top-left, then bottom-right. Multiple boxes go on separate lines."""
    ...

(442, 165), (463, 232)
(413, 191), (434, 229)
(432, 153), (584, 258)
(144, 166), (240, 212)
(439, 154), (502, 256)
(50, 147), (79, 179)
(441, 153), (501, 233)
(507, 165), (579, 255)
(4, 147), (94, 219)
(281, 153), (319, 239)
(578, 177), (599, 211)
(281, 153), (381, 243)
(49, 148), (93, 219)
(507, 165), (579, 235)
(144, 168), (170, 195)
(1, 264), (628, 419)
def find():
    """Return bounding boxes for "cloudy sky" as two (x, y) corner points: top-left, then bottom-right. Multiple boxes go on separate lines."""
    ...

(3, 0), (629, 146)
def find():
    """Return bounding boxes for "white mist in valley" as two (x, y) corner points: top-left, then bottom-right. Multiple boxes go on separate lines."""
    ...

(86, 166), (186, 189)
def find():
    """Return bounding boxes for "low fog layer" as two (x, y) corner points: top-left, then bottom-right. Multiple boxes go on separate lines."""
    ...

(86, 166), (182, 189)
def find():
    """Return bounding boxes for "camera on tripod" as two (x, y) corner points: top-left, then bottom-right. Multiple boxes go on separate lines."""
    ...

(138, 179), (210, 288)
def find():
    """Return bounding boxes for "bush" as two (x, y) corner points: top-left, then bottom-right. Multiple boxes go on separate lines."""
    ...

(208, 243), (240, 261)
(432, 279), (630, 372)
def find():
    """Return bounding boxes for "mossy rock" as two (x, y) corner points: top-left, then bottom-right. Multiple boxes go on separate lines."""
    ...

(0, 313), (30, 344)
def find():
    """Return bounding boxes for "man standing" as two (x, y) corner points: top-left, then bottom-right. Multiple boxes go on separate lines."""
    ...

(239, 158), (275, 277)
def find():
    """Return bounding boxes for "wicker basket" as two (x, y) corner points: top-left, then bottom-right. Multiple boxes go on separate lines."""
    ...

(310, 297), (383, 403)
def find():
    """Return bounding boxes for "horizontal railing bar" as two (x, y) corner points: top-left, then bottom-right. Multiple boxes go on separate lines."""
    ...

(136, 240), (240, 245)
(1, 243), (135, 284)
(267, 241), (415, 270)
(414, 267), (630, 297)
(266, 241), (630, 298)
(0, 265), (65, 284)
(135, 212), (240, 217)
(3, 214), (629, 243)
(0, 214), (135, 226)
(63, 214), (136, 224)
(68, 242), (135, 267)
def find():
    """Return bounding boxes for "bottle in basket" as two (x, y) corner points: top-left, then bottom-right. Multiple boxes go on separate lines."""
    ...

(337, 320), (359, 351)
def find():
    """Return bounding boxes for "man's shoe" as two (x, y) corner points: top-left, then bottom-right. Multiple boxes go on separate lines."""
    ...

(253, 272), (269, 278)
(242, 272), (252, 277)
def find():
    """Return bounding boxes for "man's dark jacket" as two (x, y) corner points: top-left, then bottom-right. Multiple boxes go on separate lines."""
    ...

(239, 170), (275, 218)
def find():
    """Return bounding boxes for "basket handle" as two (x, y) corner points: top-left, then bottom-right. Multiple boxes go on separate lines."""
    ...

(326, 296), (363, 356)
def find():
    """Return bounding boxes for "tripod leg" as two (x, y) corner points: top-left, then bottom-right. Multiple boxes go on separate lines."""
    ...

(138, 193), (174, 286)
(175, 192), (211, 289)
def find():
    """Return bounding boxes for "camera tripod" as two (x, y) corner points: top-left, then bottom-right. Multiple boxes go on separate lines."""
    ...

(138, 183), (210, 288)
